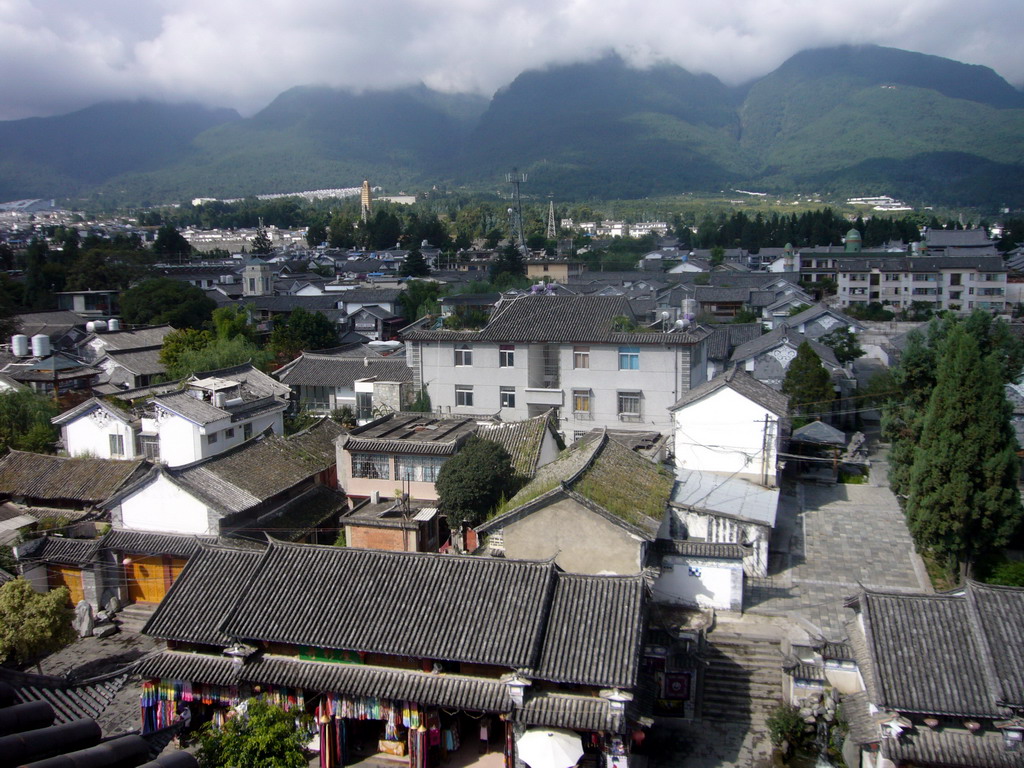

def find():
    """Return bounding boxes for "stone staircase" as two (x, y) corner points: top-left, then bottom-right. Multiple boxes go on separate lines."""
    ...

(698, 630), (785, 727)
(114, 603), (157, 634)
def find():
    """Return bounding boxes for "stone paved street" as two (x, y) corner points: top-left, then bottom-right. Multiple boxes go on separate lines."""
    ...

(746, 439), (931, 639)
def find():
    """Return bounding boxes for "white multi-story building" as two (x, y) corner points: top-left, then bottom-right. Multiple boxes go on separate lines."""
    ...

(53, 363), (290, 466)
(402, 295), (710, 442)
(835, 255), (1008, 314)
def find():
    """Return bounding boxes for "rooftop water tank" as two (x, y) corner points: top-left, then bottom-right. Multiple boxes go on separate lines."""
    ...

(11, 335), (28, 357)
(31, 334), (50, 358)
(108, 318), (121, 331)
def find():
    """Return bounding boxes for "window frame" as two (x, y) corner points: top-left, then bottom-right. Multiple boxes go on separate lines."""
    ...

(351, 452), (391, 480)
(206, 431), (218, 445)
(499, 344), (515, 368)
(618, 345), (640, 370)
(109, 433), (124, 456)
(617, 390), (643, 421)
(573, 345), (590, 369)
(572, 388), (592, 417)
(455, 385), (474, 407)
(500, 386), (516, 409)
(454, 345), (473, 367)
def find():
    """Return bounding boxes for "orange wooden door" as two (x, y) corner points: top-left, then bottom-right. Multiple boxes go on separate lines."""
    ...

(48, 566), (84, 605)
(127, 556), (167, 603)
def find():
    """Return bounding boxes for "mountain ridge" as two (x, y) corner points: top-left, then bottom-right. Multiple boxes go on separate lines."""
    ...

(1, 45), (1021, 206)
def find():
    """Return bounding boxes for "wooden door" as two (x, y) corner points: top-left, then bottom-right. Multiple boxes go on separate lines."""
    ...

(48, 566), (84, 605)
(127, 556), (168, 603)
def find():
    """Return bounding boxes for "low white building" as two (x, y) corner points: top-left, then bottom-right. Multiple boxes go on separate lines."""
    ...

(53, 363), (290, 466)
(669, 367), (789, 486)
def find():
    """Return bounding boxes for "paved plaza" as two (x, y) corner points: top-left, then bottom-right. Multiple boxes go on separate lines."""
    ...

(747, 439), (931, 639)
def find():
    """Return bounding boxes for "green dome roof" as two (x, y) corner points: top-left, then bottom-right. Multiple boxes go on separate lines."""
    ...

(846, 228), (862, 240)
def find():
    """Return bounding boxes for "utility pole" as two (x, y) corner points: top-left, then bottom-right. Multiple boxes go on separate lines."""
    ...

(506, 169), (529, 258)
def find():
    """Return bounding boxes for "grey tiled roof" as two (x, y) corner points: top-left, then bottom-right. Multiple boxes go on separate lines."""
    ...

(17, 535), (100, 566)
(518, 693), (624, 733)
(100, 529), (214, 559)
(145, 540), (645, 690)
(923, 229), (994, 248)
(152, 391), (229, 425)
(838, 690), (876, 745)
(274, 353), (412, 388)
(729, 325), (840, 368)
(0, 451), (148, 504)
(0, 667), (128, 724)
(341, 413), (479, 456)
(52, 397), (132, 426)
(102, 347), (165, 376)
(858, 583), (1024, 717)
(143, 544), (265, 646)
(85, 326), (173, 352)
(834, 254), (1006, 273)
(477, 412), (557, 478)
(791, 420), (846, 446)
(534, 573), (644, 688)
(705, 324), (764, 360)
(403, 295), (708, 346)
(882, 727), (1021, 768)
(655, 539), (747, 560)
(669, 367), (789, 416)
(220, 542), (555, 668)
(786, 303), (863, 331)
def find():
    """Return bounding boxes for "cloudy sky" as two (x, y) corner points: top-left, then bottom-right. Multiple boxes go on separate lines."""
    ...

(2, 0), (1021, 121)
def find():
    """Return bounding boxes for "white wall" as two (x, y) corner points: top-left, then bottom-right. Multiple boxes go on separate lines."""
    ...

(64, 410), (138, 459)
(673, 387), (782, 482)
(117, 473), (213, 534)
(156, 412), (207, 467)
(652, 555), (743, 611)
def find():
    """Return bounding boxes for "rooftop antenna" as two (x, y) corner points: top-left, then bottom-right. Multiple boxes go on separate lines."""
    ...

(506, 169), (529, 258)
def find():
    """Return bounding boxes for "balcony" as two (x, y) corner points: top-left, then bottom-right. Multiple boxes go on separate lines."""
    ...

(524, 388), (564, 407)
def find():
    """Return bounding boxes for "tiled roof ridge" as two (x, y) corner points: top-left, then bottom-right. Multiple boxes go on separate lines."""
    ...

(564, 429), (608, 490)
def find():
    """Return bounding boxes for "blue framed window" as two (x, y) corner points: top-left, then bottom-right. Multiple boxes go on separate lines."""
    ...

(618, 346), (640, 370)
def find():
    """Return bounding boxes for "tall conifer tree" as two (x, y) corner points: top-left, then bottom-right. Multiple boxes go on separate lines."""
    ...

(905, 325), (1022, 578)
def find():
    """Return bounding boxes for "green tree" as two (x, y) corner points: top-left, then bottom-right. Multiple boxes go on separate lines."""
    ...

(0, 579), (75, 667)
(781, 342), (834, 423)
(159, 328), (215, 374)
(819, 327), (864, 365)
(0, 391), (61, 452)
(167, 336), (270, 379)
(251, 228), (273, 255)
(399, 248), (431, 278)
(435, 436), (518, 529)
(120, 278), (216, 330)
(197, 698), (309, 768)
(397, 280), (441, 321)
(269, 308), (339, 361)
(489, 243), (526, 286)
(905, 325), (1022, 580)
(153, 224), (192, 260)
(305, 220), (328, 248)
(212, 304), (253, 341)
(986, 560), (1024, 587)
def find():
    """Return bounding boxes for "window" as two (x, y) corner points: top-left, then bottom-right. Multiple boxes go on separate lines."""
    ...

(573, 389), (592, 418)
(455, 385), (474, 407)
(500, 386), (516, 408)
(618, 391), (642, 421)
(454, 345), (473, 366)
(356, 391), (373, 421)
(618, 346), (640, 370)
(395, 455), (446, 483)
(499, 345), (515, 368)
(225, 428), (235, 439)
(206, 431), (218, 445)
(573, 346), (590, 369)
(243, 422), (253, 440)
(109, 434), (124, 456)
(352, 452), (390, 479)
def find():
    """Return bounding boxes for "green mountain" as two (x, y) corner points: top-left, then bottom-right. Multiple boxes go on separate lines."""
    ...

(1, 45), (1022, 206)
(0, 101), (240, 201)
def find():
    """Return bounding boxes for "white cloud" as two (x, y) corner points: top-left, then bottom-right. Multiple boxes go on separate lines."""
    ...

(0, 0), (1021, 120)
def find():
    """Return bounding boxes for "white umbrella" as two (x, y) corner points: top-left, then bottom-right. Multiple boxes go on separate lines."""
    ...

(516, 727), (584, 768)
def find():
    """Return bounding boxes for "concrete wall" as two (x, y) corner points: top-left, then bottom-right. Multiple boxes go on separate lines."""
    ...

(673, 386), (783, 483)
(338, 449), (444, 503)
(64, 410), (138, 459)
(652, 555), (743, 611)
(411, 339), (705, 439)
(117, 473), (213, 534)
(499, 497), (645, 575)
(681, 509), (770, 578)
